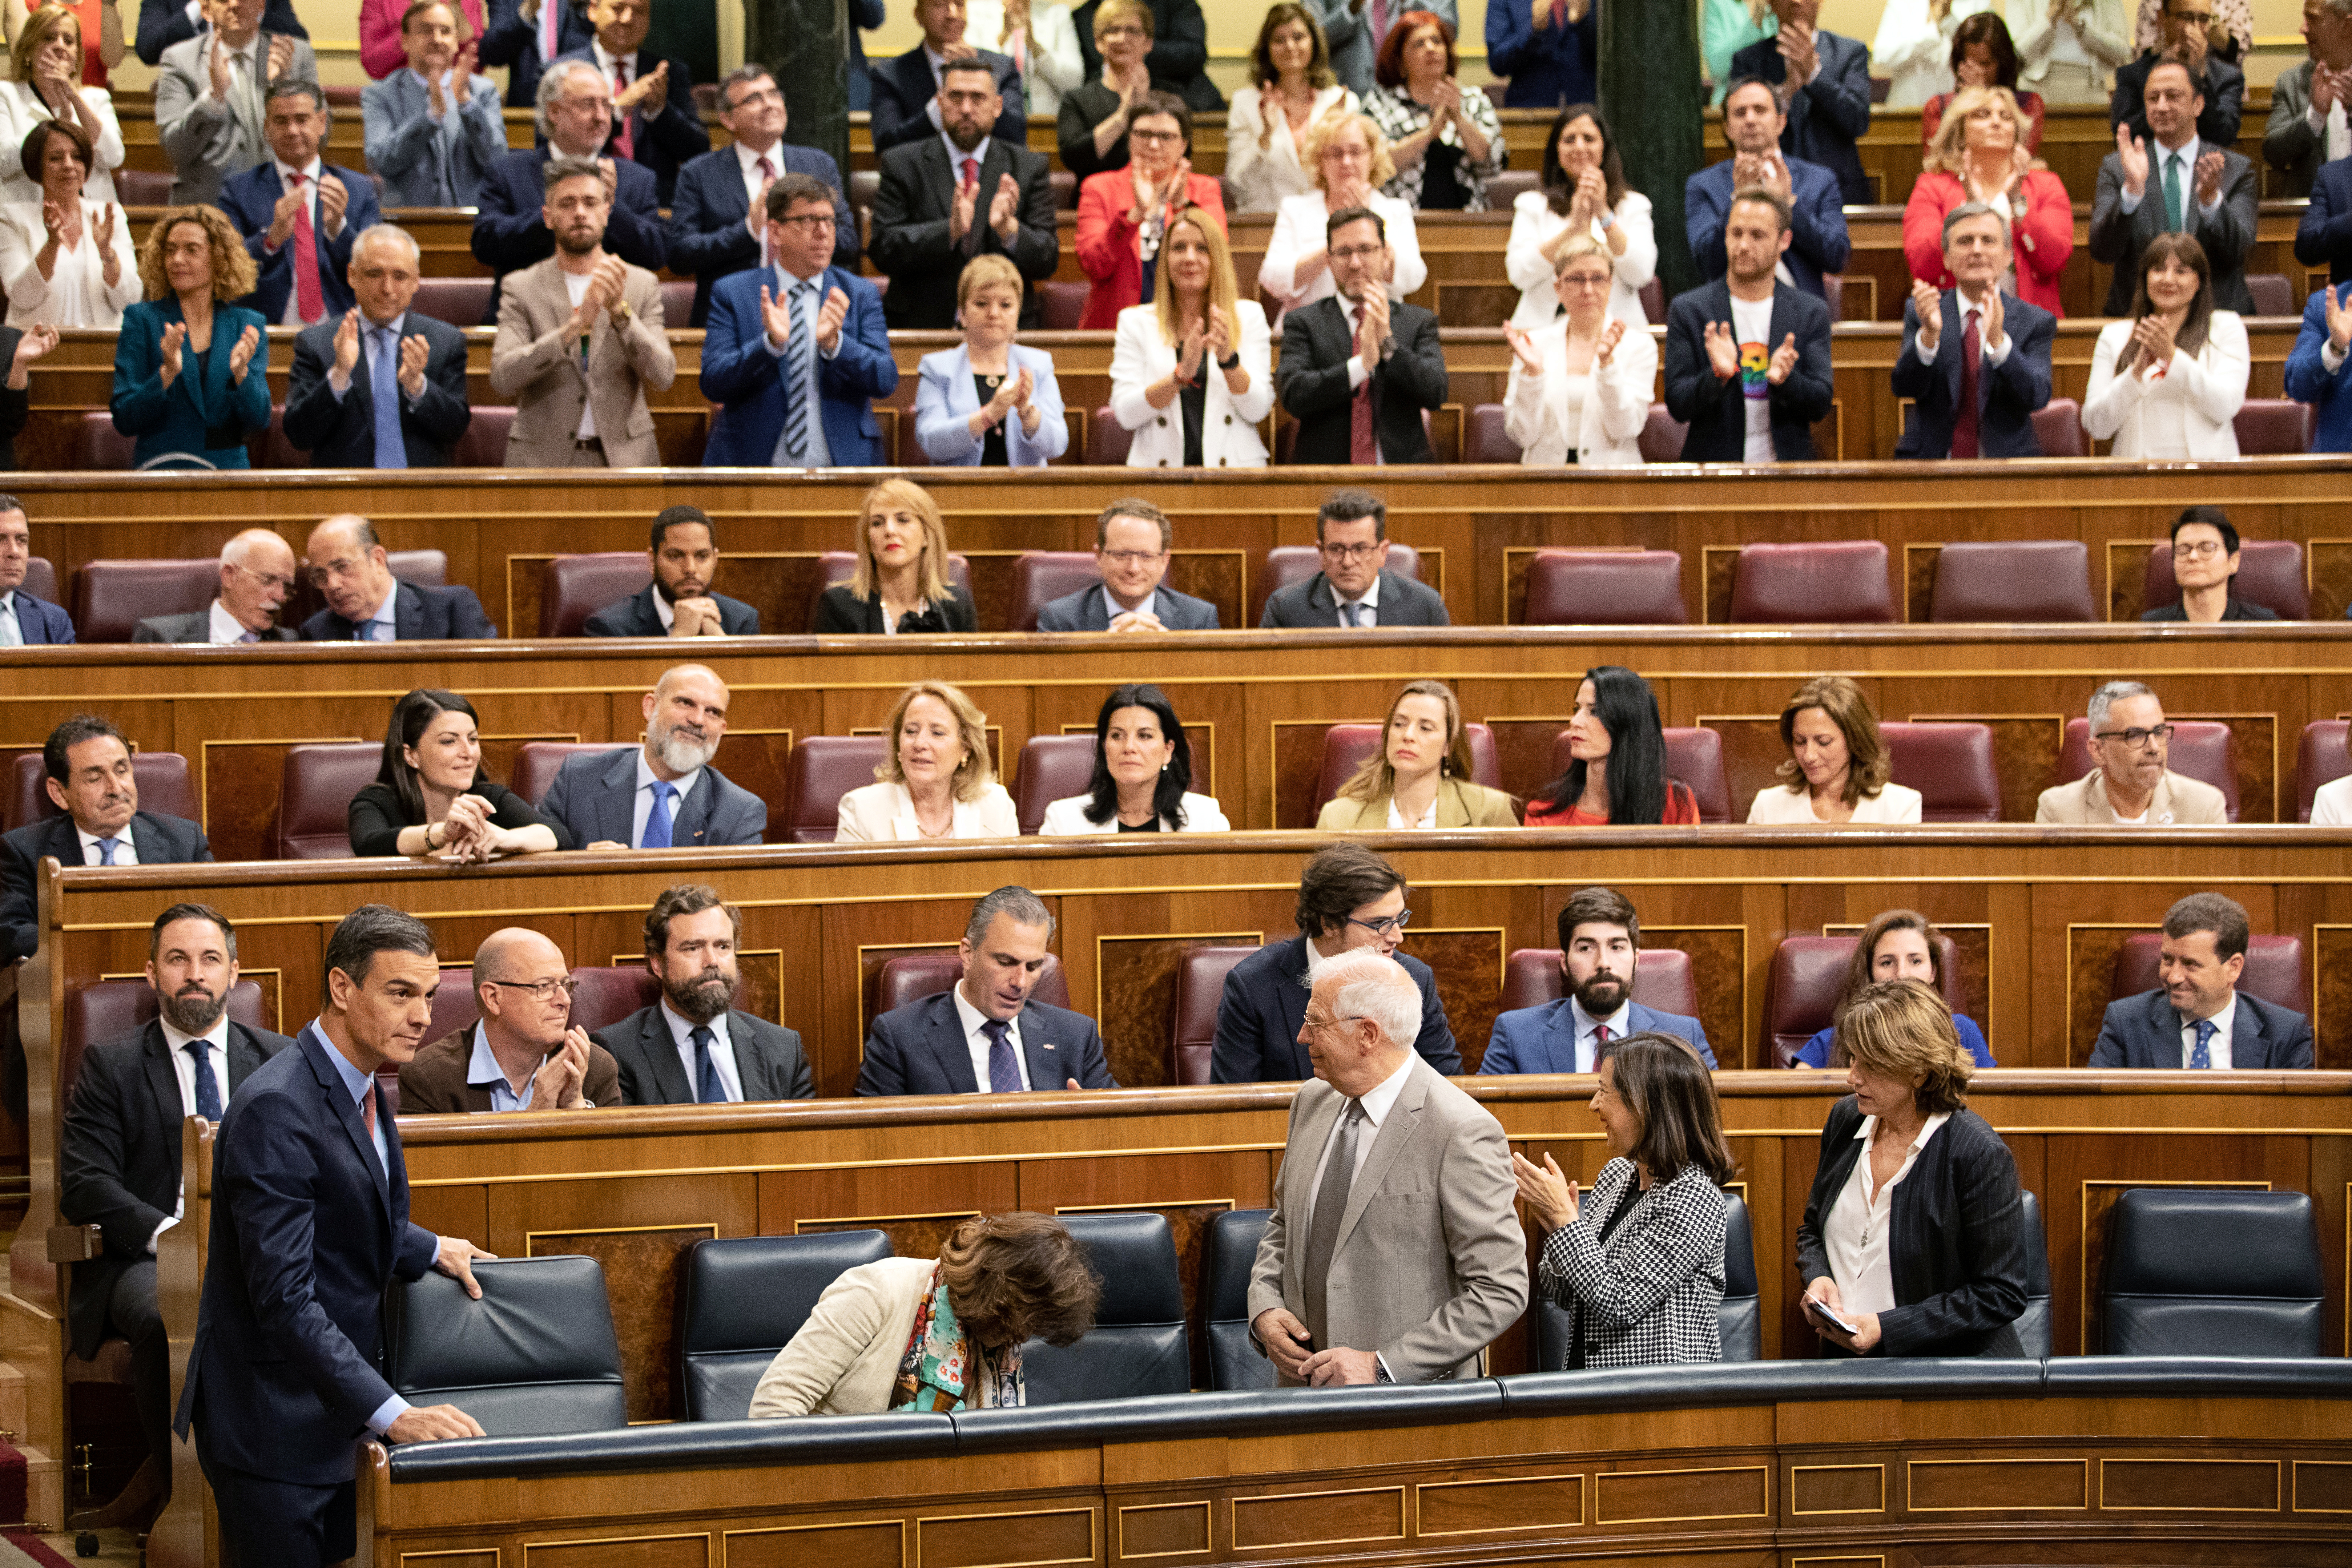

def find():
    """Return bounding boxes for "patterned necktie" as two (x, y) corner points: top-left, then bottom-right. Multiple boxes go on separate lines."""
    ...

(775, 281), (812, 465)
(372, 326), (407, 469)
(288, 172), (324, 323)
(611, 58), (635, 159)
(981, 1018), (1022, 1092)
(1953, 306), (1981, 459)
(2162, 150), (2184, 232)
(643, 780), (675, 848)
(1302, 1099), (1365, 1352)
(690, 1024), (728, 1101)
(2189, 1017), (2216, 1069)
(185, 1040), (223, 1121)
(96, 837), (119, 865)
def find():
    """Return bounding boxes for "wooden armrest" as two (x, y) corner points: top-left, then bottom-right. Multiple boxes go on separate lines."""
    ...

(46, 1224), (103, 1264)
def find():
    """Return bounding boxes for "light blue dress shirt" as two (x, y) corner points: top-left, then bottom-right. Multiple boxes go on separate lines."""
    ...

(465, 1024), (536, 1112)
(761, 262), (837, 467)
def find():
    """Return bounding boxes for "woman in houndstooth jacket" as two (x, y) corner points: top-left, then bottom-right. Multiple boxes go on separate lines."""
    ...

(1512, 1033), (1737, 1369)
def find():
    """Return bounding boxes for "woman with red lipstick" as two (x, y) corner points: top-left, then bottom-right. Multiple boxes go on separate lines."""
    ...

(811, 479), (978, 635)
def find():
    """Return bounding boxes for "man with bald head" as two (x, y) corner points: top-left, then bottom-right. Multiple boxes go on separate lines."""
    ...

(399, 928), (621, 1112)
(134, 529), (302, 643)
(299, 514), (498, 641)
(540, 662), (768, 849)
(283, 225), (473, 470)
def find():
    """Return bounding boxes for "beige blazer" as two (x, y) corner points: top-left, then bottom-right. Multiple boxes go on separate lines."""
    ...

(749, 1255), (935, 1417)
(1316, 779), (1519, 831)
(835, 780), (1019, 842)
(488, 255), (675, 468)
(2035, 768), (2228, 824)
(1245, 1056), (1527, 1384)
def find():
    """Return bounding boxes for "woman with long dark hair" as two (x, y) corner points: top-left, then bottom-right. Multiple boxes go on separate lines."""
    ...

(1526, 666), (1699, 826)
(1504, 104), (1652, 332)
(1918, 13), (2046, 148)
(347, 688), (570, 859)
(1039, 684), (1231, 834)
(2082, 231), (2247, 459)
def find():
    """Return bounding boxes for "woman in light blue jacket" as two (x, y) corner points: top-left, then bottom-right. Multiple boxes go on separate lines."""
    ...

(914, 254), (1068, 467)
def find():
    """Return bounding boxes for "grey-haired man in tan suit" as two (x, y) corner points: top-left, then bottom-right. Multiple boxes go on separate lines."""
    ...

(2035, 680), (2229, 825)
(489, 155), (676, 467)
(1247, 948), (1526, 1386)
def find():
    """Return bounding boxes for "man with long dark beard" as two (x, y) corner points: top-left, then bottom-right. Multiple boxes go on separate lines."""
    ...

(592, 883), (814, 1103)
(540, 662), (768, 849)
(1478, 886), (1719, 1073)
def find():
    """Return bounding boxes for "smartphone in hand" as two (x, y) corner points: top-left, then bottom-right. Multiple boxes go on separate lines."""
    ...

(1804, 1294), (1858, 1337)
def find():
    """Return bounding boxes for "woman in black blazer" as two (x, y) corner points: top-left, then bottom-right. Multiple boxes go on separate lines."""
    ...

(348, 689), (572, 859)
(810, 477), (979, 634)
(1795, 980), (2028, 1358)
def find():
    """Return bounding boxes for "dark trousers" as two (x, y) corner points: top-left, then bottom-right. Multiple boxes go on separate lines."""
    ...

(104, 1261), (172, 1481)
(196, 1444), (355, 1568)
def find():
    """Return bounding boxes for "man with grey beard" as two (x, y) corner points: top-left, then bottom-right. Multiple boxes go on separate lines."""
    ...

(58, 903), (293, 1524)
(591, 883), (813, 1103)
(539, 662), (768, 849)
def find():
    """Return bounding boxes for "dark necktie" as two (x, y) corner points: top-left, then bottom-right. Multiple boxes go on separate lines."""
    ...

(2189, 1017), (2215, 1069)
(1591, 1021), (1610, 1069)
(777, 281), (813, 465)
(690, 1024), (728, 1101)
(185, 1039), (223, 1121)
(2162, 150), (2184, 232)
(1952, 306), (1981, 459)
(1348, 307), (1378, 464)
(960, 156), (982, 256)
(1302, 1098), (1365, 1351)
(360, 1082), (377, 1142)
(982, 1018), (1023, 1092)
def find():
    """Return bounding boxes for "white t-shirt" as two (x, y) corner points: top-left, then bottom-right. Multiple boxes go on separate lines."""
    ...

(561, 270), (598, 440)
(1729, 294), (1775, 464)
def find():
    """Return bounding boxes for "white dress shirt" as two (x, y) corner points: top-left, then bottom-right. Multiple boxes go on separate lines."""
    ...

(76, 825), (138, 865)
(208, 599), (255, 644)
(1384, 790), (1436, 829)
(735, 138), (781, 267)
(150, 1012), (234, 1248)
(591, 40), (642, 99)
(1823, 1111), (1952, 1316)
(1564, 996), (1633, 1074)
(629, 749), (702, 847)
(2310, 92), (2352, 163)
(660, 996), (743, 1101)
(560, 270), (600, 439)
(0, 588), (20, 645)
(356, 581), (399, 641)
(952, 983), (1030, 1091)
(1304, 1051), (1414, 1213)
(2180, 993), (2235, 1069)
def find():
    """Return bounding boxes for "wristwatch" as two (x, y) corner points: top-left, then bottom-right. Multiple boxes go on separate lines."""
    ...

(1216, 350), (1241, 370)
(610, 299), (634, 325)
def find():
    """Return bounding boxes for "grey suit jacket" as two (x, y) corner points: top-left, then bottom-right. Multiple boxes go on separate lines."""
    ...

(361, 67), (507, 207)
(132, 606), (298, 643)
(2088, 988), (2316, 1069)
(2087, 142), (2258, 315)
(487, 255), (676, 467)
(589, 1003), (813, 1104)
(1034, 581), (1220, 632)
(1245, 1056), (1527, 1383)
(1259, 569), (1449, 629)
(153, 31), (318, 205)
(538, 746), (767, 849)
(2263, 59), (2328, 199)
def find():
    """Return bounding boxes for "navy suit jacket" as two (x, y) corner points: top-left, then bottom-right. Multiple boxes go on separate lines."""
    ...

(1891, 290), (2055, 458)
(4, 589), (71, 643)
(217, 161), (382, 325)
(699, 264), (897, 467)
(2088, 989), (2315, 1069)
(665, 144), (857, 326)
(867, 46), (1026, 154)
(478, 0), (595, 106)
(2294, 155), (2352, 286)
(135, 0), (304, 65)
(855, 989), (1118, 1095)
(3, 810), (213, 963)
(1727, 30), (1874, 204)
(537, 745), (768, 847)
(1210, 935), (1461, 1083)
(2284, 281), (2352, 452)
(1663, 279), (1837, 461)
(1684, 154), (1851, 301)
(581, 581), (761, 637)
(1034, 581), (1220, 631)
(301, 579), (497, 641)
(282, 310), (471, 467)
(1481, 0), (1595, 109)
(470, 147), (668, 291)
(545, 47), (710, 203)
(1479, 997), (1719, 1073)
(592, 1004), (813, 1104)
(173, 1026), (440, 1486)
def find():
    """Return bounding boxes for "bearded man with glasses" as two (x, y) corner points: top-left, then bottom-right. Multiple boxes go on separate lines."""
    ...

(2036, 679), (2228, 824)
(399, 927), (620, 1112)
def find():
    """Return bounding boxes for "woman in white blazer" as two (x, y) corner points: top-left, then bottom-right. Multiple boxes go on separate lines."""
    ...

(1502, 235), (1654, 467)
(1504, 106), (1655, 333)
(2081, 234), (2248, 460)
(1037, 684), (1233, 835)
(0, 121), (132, 327)
(966, 0), (1084, 116)
(1109, 206), (1274, 468)
(1746, 675), (1925, 825)
(1224, 4), (1358, 211)
(914, 256), (1069, 467)
(1873, 0), (1996, 108)
(836, 679), (1021, 842)
(0, 8), (118, 205)
(1257, 111), (1424, 324)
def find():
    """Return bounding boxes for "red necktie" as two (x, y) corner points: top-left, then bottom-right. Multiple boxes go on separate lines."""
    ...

(612, 59), (635, 159)
(289, 172), (323, 323)
(1349, 305), (1378, 463)
(960, 156), (979, 193)
(960, 157), (982, 253)
(757, 155), (777, 265)
(1549, 0), (1566, 24)
(1953, 305), (1981, 459)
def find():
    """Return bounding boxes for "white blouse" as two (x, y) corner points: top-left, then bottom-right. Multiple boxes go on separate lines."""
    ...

(1822, 1112), (1952, 1315)
(1872, 0), (1997, 109)
(834, 781), (1019, 841)
(1257, 188), (1425, 323)
(1503, 189), (1657, 333)
(1501, 313), (1655, 467)
(2311, 775), (2352, 826)
(0, 81), (121, 205)
(1223, 83), (1358, 213)
(0, 200), (137, 327)
(1036, 792), (1231, 834)
(2080, 311), (2248, 460)
(963, 0), (1084, 116)
(1747, 782), (1926, 824)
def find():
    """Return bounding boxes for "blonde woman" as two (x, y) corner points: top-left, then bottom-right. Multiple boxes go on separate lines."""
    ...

(1225, 3), (1357, 212)
(835, 680), (1020, 841)
(1902, 85), (2071, 314)
(967, 0), (1083, 116)
(0, 118), (133, 327)
(1056, 0), (1155, 181)
(0, 4), (118, 203)
(1, 0), (126, 88)
(1746, 675), (1924, 825)
(914, 255), (1067, 467)
(1317, 680), (1517, 830)
(1257, 110), (1424, 322)
(811, 479), (978, 634)
(1504, 104), (1653, 333)
(1501, 235), (1654, 467)
(1109, 205), (1272, 467)
(2082, 232), (2247, 459)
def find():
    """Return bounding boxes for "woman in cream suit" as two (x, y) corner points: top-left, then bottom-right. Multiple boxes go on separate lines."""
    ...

(1224, 4), (1357, 211)
(2082, 233), (2247, 460)
(1501, 236), (1654, 467)
(1109, 206), (1273, 468)
(2012, 0), (2132, 105)
(0, 6), (118, 204)
(836, 680), (1020, 841)
(966, 0), (1083, 115)
(915, 255), (1068, 467)
(1257, 111), (1424, 323)
(1317, 680), (1518, 830)
(1747, 675), (1924, 825)
(0, 119), (133, 327)
(1038, 684), (1232, 834)
(1503, 105), (1654, 333)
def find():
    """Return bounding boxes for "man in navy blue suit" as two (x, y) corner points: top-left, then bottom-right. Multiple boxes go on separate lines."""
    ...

(299, 514), (498, 640)
(282, 226), (472, 469)
(1664, 186), (1836, 462)
(2089, 894), (2316, 1069)
(1727, 0), (1873, 205)
(666, 65), (855, 327)
(2294, 152), (2352, 287)
(857, 887), (1120, 1095)
(1686, 76), (1850, 302)
(1481, 0), (1596, 109)
(537, 664), (770, 848)
(1480, 887), (1716, 1075)
(868, 0), (1026, 152)
(1893, 204), (2054, 459)
(0, 500), (72, 646)
(700, 174), (898, 467)
(174, 906), (493, 1565)
(547, 0), (709, 203)
(2284, 277), (2352, 451)
(1212, 843), (1461, 1083)
(471, 59), (668, 294)
(217, 80), (381, 330)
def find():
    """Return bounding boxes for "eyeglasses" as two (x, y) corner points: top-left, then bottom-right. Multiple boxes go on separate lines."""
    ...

(1096, 23), (1145, 37)
(1100, 549), (1165, 567)
(230, 564), (294, 591)
(2093, 724), (2175, 749)
(2172, 539), (2227, 559)
(1328, 244), (1384, 262)
(309, 558), (362, 583)
(485, 977), (579, 1001)
(775, 213), (836, 230)
(1129, 127), (1184, 144)
(1302, 1010), (1370, 1031)
(1346, 910), (1412, 938)
(1319, 541), (1381, 562)
(1557, 271), (1612, 290)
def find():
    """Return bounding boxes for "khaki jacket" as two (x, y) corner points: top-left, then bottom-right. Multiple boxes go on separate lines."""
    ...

(488, 255), (676, 467)
(2035, 767), (2228, 825)
(1316, 779), (1519, 831)
(749, 1255), (935, 1418)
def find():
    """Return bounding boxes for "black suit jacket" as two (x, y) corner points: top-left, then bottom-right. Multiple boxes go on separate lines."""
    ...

(665, 143), (857, 326)
(867, 136), (1060, 331)
(1277, 297), (1448, 464)
(2293, 154), (2352, 286)
(1663, 279), (1836, 462)
(855, 989), (1118, 1095)
(282, 311), (472, 468)
(2140, 596), (2279, 621)
(59, 1018), (290, 1359)
(591, 1004), (813, 1103)
(2110, 51), (2244, 149)
(537, 745), (768, 847)
(0, 324), (29, 469)
(300, 579), (498, 641)
(581, 581), (761, 637)
(1258, 568), (1449, 628)
(2088, 989), (2315, 1069)
(1035, 581), (1220, 631)
(132, 607), (299, 643)
(3, 811), (213, 963)
(544, 47), (710, 203)
(1209, 935), (1460, 1082)
(2088, 142), (2257, 316)
(868, 46), (1026, 154)
(811, 584), (978, 634)
(1795, 1097), (2030, 1356)
(1891, 290), (2055, 459)
(1727, 29), (1873, 204)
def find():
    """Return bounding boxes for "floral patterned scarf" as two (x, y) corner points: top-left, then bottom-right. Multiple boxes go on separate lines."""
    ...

(891, 1263), (1024, 1411)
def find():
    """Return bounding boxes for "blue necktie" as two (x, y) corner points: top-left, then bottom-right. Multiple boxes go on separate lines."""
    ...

(185, 1039), (223, 1121)
(690, 1024), (728, 1102)
(774, 280), (811, 466)
(96, 837), (119, 865)
(2189, 1018), (2215, 1069)
(371, 326), (407, 469)
(982, 1018), (1023, 1092)
(642, 781), (675, 848)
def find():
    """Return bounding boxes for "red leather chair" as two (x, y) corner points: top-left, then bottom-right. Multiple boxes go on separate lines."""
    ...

(1637, 278), (1664, 324)
(2243, 273), (2295, 317)
(1522, 551), (1686, 625)
(2029, 397), (2088, 457)
(454, 407), (516, 468)
(2142, 540), (2308, 620)
(569, 966), (663, 1036)
(1881, 722), (2002, 822)
(73, 410), (135, 470)
(1636, 403), (1687, 463)
(274, 742), (381, 859)
(2295, 720), (2349, 822)
(808, 552), (973, 629)
(410, 278), (494, 329)
(1463, 404), (1521, 464)
(1048, 170), (1078, 208)
(1728, 542), (1895, 624)
(511, 742), (624, 806)
(1086, 405), (1135, 465)
(1313, 722), (1498, 814)
(426, 964), (479, 1047)
(779, 736), (889, 842)
(1249, 544), (1421, 627)
(1010, 552), (1101, 631)
(1928, 541), (2096, 622)
(22, 556), (57, 606)
(61, 977), (266, 1110)
(660, 279), (696, 326)
(2233, 399), (2315, 455)
(72, 559), (223, 642)
(1172, 946), (1251, 1085)
(1821, 274), (1845, 319)
(8, 751), (196, 834)
(1544, 726), (1730, 823)
(541, 553), (655, 637)
(1036, 280), (1090, 329)
(1767, 934), (1965, 1067)
(114, 168), (172, 204)
(871, 951), (1071, 1018)
(1012, 734), (1098, 834)
(1499, 946), (1699, 1020)
(2111, 931), (2305, 1013)
(248, 404), (306, 469)
(2058, 718), (2239, 821)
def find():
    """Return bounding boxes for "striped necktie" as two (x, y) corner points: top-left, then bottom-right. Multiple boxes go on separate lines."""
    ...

(773, 280), (812, 465)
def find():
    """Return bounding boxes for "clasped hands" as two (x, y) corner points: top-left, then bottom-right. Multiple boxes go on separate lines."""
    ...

(158, 321), (262, 388)
(1701, 320), (1796, 385)
(982, 365), (1042, 437)
(1251, 1307), (1379, 1386)
(565, 255), (633, 339)
(951, 172), (1024, 247)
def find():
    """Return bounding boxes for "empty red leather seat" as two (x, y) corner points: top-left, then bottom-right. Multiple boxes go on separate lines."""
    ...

(1012, 734), (1098, 833)
(1522, 550), (1686, 625)
(274, 742), (381, 859)
(1499, 946), (1699, 1020)
(1637, 278), (1664, 324)
(62, 977), (266, 1109)
(1086, 405), (1135, 465)
(114, 168), (172, 204)
(73, 411), (134, 470)
(1172, 946), (1252, 1085)
(2059, 718), (2239, 820)
(426, 964), (478, 1044)
(2029, 397), (2087, 457)
(1636, 403), (1687, 463)
(569, 966), (664, 1036)
(8, 751), (196, 834)
(541, 553), (655, 637)
(2111, 932), (2305, 1013)
(72, 559), (223, 642)
(1544, 725), (1730, 823)
(1463, 404), (1520, 464)
(2243, 273), (2295, 317)
(1036, 280), (1090, 330)
(660, 279), (696, 326)
(779, 736), (889, 843)
(511, 742), (624, 806)
(1768, 934), (1964, 1067)
(2295, 720), (2349, 822)
(1729, 542), (1895, 624)
(1881, 722), (2001, 822)
(2233, 399), (2314, 455)
(454, 407), (516, 468)
(1822, 274), (1845, 318)
(249, 404), (305, 469)
(410, 278), (494, 330)
(2142, 539), (2308, 620)
(1313, 722), (1498, 814)
(871, 951), (1070, 1018)
(1250, 544), (1421, 626)
(1928, 541), (2095, 622)
(22, 556), (56, 605)
(1011, 552), (1101, 631)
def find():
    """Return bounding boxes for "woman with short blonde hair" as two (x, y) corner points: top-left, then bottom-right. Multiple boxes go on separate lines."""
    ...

(1748, 675), (1922, 825)
(1318, 679), (1517, 830)
(812, 479), (978, 634)
(914, 254), (1068, 467)
(0, 2), (121, 205)
(1256, 109), (1425, 322)
(836, 680), (1020, 840)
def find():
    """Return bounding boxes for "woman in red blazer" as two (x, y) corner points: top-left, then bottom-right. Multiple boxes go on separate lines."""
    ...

(1902, 85), (2072, 316)
(1075, 89), (1226, 330)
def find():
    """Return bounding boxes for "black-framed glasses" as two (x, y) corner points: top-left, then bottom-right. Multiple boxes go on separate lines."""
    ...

(486, 977), (579, 1001)
(775, 213), (836, 230)
(2093, 724), (2175, 749)
(1346, 910), (1412, 938)
(1319, 541), (1381, 562)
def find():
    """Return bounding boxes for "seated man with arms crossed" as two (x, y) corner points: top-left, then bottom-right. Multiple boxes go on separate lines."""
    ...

(2090, 892), (2314, 1067)
(399, 927), (622, 1111)
(2035, 680), (2228, 824)
(133, 527), (300, 643)
(592, 884), (814, 1103)
(1036, 497), (1219, 631)
(540, 663), (768, 849)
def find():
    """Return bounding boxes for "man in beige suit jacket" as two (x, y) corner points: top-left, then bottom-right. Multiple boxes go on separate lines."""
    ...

(489, 156), (676, 467)
(1247, 949), (1526, 1386)
(2035, 681), (2230, 825)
